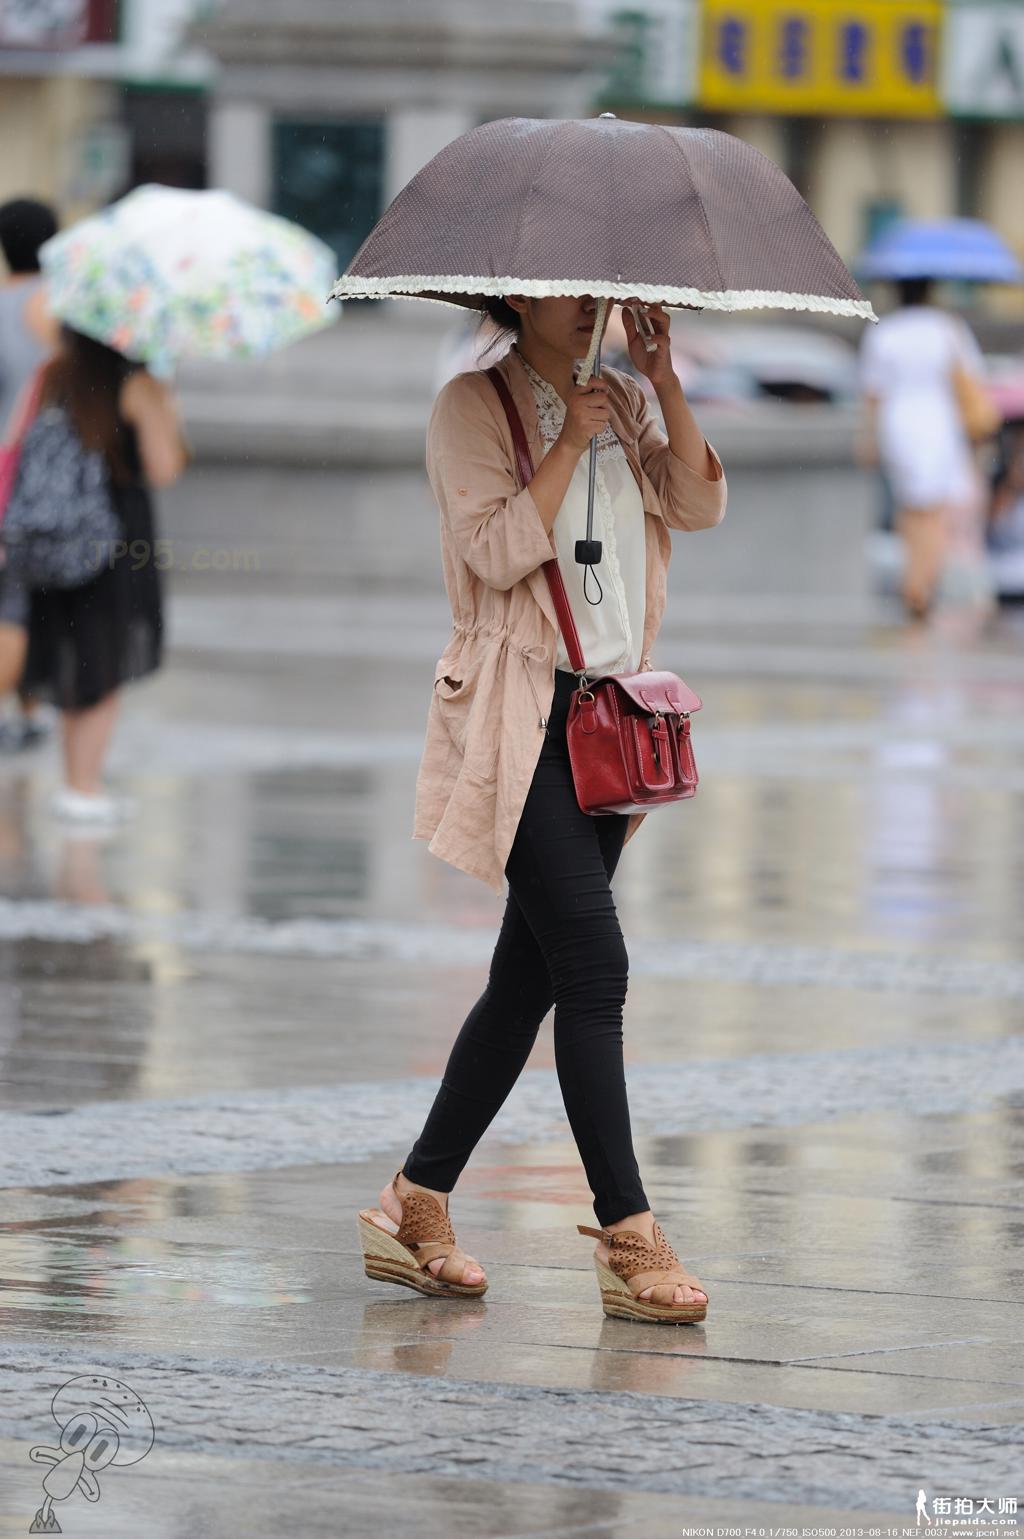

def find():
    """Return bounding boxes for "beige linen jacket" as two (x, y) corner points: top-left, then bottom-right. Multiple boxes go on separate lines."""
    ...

(412, 343), (727, 895)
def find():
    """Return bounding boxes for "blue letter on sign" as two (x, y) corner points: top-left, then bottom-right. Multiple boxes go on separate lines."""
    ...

(779, 16), (809, 79)
(718, 17), (747, 76)
(900, 22), (929, 83)
(840, 21), (869, 82)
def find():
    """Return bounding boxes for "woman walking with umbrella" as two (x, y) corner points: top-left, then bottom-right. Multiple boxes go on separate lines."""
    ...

(363, 292), (724, 1319)
(348, 115), (874, 1322)
(855, 219), (1018, 621)
(0, 324), (188, 819)
(0, 184), (340, 817)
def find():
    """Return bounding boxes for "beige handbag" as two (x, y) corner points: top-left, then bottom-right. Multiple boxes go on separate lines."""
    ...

(951, 358), (1002, 442)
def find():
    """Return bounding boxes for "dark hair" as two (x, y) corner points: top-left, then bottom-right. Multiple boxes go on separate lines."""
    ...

(40, 326), (142, 485)
(896, 276), (933, 307)
(477, 295), (523, 362)
(0, 197), (58, 274)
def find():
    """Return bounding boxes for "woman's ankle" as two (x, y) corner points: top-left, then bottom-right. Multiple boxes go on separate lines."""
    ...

(605, 1209), (655, 1237)
(395, 1171), (450, 1207)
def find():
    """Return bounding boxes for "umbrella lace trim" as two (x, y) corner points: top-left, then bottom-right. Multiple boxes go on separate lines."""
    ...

(329, 273), (878, 323)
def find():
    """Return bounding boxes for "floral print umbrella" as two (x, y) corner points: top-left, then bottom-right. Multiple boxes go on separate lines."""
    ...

(39, 184), (339, 378)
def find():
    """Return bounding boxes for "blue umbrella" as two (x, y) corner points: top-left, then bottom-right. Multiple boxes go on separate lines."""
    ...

(857, 218), (1023, 285)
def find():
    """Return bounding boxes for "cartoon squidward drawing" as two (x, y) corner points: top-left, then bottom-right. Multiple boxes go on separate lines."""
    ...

(28, 1374), (154, 1533)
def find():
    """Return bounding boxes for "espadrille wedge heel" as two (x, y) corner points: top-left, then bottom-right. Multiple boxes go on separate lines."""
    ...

(357, 1170), (488, 1298)
(577, 1220), (708, 1323)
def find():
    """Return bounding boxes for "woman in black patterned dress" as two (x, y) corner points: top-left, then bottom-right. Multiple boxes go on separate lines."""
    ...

(5, 327), (188, 821)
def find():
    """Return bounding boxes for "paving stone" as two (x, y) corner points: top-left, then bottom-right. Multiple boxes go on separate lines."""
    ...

(2, 1038), (1023, 1186)
(2, 1345), (1021, 1516)
(0, 1436), (943, 1539)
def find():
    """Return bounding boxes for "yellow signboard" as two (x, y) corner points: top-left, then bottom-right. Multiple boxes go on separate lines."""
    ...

(699, 0), (942, 117)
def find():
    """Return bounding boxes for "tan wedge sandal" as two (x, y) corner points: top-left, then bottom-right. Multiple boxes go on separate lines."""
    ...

(577, 1220), (709, 1323)
(357, 1169), (488, 1298)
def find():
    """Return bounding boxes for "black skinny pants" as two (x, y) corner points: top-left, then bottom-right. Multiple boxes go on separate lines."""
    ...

(403, 667), (650, 1226)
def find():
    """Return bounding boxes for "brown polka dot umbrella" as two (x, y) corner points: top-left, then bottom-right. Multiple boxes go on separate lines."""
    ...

(328, 113), (876, 332)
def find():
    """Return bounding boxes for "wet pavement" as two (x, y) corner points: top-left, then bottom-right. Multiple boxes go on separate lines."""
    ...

(1, 486), (1023, 1537)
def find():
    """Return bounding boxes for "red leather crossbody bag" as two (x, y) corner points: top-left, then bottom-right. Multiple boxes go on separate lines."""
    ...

(486, 365), (701, 817)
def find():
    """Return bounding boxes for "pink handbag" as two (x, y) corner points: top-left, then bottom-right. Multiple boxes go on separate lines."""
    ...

(486, 365), (702, 816)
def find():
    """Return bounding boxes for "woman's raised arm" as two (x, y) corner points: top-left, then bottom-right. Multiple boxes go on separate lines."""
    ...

(625, 375), (726, 531)
(120, 370), (190, 489)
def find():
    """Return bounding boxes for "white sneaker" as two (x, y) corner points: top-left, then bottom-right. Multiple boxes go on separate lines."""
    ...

(51, 787), (130, 824)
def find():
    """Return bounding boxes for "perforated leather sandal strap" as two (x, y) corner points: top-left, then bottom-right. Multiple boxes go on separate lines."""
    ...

(409, 1240), (455, 1265)
(577, 1223), (616, 1244)
(408, 1240), (478, 1284)
(605, 1226), (681, 1282)
(393, 1181), (456, 1249)
(579, 1220), (707, 1297)
(623, 1264), (696, 1294)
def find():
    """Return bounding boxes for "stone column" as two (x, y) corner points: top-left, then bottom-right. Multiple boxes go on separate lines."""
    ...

(209, 98), (270, 206)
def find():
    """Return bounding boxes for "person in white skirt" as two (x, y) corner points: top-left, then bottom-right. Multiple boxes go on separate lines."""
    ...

(858, 276), (996, 621)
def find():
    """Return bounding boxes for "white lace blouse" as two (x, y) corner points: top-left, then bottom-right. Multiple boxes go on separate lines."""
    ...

(518, 348), (646, 677)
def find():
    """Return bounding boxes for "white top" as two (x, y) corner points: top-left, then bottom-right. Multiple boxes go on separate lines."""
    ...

(858, 305), (985, 508)
(519, 350), (646, 676)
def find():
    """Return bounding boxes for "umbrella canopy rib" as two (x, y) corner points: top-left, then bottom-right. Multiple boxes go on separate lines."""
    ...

(659, 123), (726, 300)
(508, 120), (563, 288)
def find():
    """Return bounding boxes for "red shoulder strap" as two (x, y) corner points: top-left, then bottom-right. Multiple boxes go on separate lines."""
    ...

(484, 364), (586, 676)
(2, 363), (46, 449)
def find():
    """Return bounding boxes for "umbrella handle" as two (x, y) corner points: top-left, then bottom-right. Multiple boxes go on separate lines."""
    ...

(574, 297), (609, 595)
(586, 349), (599, 546)
(580, 317), (604, 580)
(576, 296), (608, 386)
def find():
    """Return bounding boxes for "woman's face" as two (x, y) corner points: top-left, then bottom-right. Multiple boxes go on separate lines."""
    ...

(507, 294), (603, 360)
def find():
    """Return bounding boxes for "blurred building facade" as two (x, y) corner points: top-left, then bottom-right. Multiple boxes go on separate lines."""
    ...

(583, 0), (1024, 296)
(0, 0), (211, 220)
(688, 0), (1024, 301)
(1, 0), (1022, 303)
(195, 0), (616, 274)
